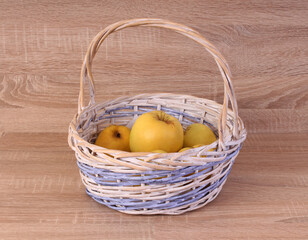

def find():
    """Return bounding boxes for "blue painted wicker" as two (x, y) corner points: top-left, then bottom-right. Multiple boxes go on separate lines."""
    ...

(68, 19), (246, 215)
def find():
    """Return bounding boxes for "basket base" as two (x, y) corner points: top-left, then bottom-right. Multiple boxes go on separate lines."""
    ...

(85, 171), (229, 215)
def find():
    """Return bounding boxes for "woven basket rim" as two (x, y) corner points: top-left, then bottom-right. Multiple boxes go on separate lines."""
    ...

(77, 92), (235, 117)
(69, 92), (246, 161)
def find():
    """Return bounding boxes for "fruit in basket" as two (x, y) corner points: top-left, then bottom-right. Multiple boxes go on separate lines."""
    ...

(95, 125), (130, 151)
(183, 123), (216, 147)
(193, 144), (205, 148)
(130, 111), (184, 153)
(152, 150), (167, 153)
(178, 147), (192, 152)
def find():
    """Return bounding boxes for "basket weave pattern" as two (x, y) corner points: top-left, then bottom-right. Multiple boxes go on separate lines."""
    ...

(68, 19), (246, 215)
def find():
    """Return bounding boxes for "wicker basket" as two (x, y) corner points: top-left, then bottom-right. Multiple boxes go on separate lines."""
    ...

(68, 18), (246, 215)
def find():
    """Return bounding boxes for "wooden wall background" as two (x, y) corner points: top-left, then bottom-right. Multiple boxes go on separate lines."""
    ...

(1, 0), (307, 239)
(1, 0), (307, 136)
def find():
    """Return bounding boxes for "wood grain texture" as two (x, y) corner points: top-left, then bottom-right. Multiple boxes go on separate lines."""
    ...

(1, 0), (308, 239)
(1, 133), (308, 239)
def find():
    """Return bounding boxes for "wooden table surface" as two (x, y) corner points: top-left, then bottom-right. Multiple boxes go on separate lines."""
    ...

(1, 1), (308, 239)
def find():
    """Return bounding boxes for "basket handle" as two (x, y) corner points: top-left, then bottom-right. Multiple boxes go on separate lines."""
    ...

(78, 18), (240, 143)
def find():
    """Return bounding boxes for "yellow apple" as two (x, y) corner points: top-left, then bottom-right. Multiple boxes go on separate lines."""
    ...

(192, 144), (205, 148)
(183, 123), (216, 147)
(130, 111), (184, 152)
(178, 147), (192, 152)
(152, 150), (167, 153)
(95, 125), (130, 151)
